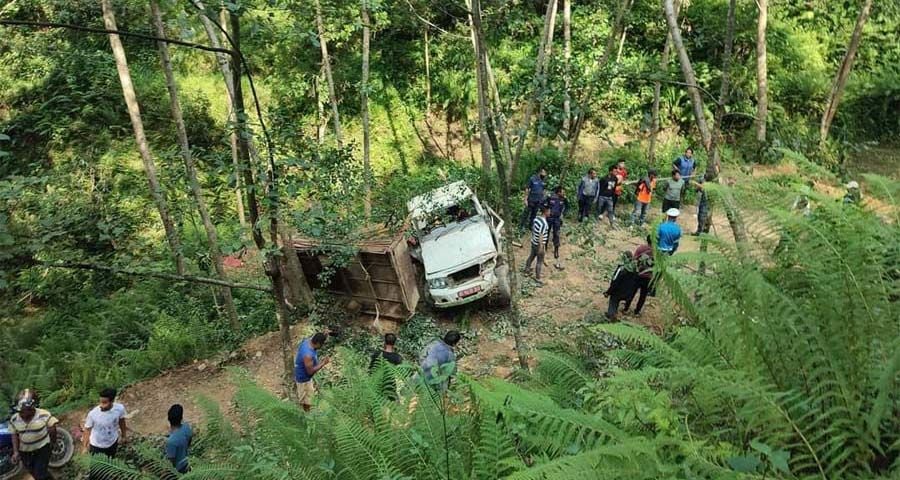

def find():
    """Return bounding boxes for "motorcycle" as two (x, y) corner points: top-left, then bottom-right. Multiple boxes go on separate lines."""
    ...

(0, 405), (75, 480)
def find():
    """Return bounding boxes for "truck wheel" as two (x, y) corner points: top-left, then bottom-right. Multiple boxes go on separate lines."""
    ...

(494, 264), (511, 306)
(48, 427), (74, 468)
(0, 456), (22, 480)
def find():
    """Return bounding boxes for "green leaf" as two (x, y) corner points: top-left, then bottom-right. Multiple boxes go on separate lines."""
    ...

(727, 455), (761, 473)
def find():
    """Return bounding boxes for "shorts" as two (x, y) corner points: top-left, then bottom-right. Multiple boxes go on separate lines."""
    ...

(89, 441), (118, 458)
(21, 443), (53, 480)
(297, 381), (315, 406)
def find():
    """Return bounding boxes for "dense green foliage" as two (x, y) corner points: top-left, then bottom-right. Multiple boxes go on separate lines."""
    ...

(1, 0), (899, 478)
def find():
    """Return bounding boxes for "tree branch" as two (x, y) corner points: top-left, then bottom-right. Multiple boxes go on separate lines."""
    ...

(42, 262), (272, 292)
(0, 19), (232, 55)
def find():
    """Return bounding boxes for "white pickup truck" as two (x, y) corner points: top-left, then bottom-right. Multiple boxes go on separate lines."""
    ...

(407, 181), (510, 308)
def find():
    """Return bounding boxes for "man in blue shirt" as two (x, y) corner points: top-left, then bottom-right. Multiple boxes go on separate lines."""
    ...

(657, 208), (682, 255)
(519, 167), (547, 229)
(294, 332), (330, 411)
(165, 404), (192, 474)
(673, 148), (696, 179)
(420, 331), (461, 392)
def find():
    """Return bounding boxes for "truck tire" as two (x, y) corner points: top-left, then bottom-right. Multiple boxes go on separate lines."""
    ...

(48, 427), (74, 468)
(494, 264), (511, 307)
(0, 457), (22, 480)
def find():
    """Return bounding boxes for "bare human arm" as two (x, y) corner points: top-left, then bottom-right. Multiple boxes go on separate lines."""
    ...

(81, 427), (91, 452)
(10, 432), (20, 464)
(303, 354), (330, 376)
(119, 417), (128, 444)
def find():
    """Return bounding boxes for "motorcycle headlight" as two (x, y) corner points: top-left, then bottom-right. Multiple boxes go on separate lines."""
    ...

(428, 277), (449, 289)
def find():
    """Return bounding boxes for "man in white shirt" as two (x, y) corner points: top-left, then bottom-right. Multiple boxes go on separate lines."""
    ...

(82, 388), (127, 458)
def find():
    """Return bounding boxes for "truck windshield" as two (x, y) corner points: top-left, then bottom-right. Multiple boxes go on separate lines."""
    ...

(419, 198), (478, 235)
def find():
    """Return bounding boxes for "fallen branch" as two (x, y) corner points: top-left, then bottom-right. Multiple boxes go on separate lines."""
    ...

(42, 262), (272, 292)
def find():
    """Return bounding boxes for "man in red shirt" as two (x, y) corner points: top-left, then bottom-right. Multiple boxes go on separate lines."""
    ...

(613, 160), (627, 213)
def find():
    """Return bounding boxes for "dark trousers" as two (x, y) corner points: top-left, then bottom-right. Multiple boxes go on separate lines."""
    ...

(578, 195), (594, 221)
(661, 198), (680, 213)
(524, 243), (545, 279)
(597, 196), (615, 224)
(520, 199), (542, 229)
(89, 442), (118, 458)
(548, 217), (561, 257)
(696, 206), (711, 234)
(606, 295), (627, 319)
(21, 444), (53, 480)
(624, 276), (651, 314)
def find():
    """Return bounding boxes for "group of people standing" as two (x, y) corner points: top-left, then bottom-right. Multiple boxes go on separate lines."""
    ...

(293, 329), (464, 410)
(517, 147), (718, 320)
(7, 388), (191, 479)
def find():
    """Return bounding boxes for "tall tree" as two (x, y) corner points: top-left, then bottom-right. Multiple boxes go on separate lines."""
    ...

(511, 0), (558, 178)
(225, 9), (296, 400)
(562, 0), (572, 137)
(467, 0), (493, 174)
(151, 1), (240, 328)
(820, 0), (874, 146)
(711, 0), (737, 170)
(470, 0), (527, 370)
(100, 0), (185, 275)
(315, 0), (343, 147)
(566, 0), (633, 161)
(755, 0), (768, 144)
(360, 0), (372, 217)
(647, 0), (679, 163)
(663, 0), (712, 152)
(192, 0), (246, 228)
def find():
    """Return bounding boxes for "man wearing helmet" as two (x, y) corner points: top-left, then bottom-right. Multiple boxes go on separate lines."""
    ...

(8, 389), (59, 480)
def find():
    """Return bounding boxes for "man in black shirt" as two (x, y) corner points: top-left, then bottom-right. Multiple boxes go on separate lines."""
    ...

(596, 165), (618, 226)
(369, 333), (403, 370)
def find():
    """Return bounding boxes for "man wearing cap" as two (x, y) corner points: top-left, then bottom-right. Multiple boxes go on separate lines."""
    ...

(843, 181), (861, 205)
(657, 208), (682, 255)
(8, 389), (59, 480)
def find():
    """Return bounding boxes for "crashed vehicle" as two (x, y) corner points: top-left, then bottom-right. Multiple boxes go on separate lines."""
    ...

(407, 181), (511, 308)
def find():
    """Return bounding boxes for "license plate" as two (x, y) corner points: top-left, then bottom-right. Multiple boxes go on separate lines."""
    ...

(459, 286), (482, 298)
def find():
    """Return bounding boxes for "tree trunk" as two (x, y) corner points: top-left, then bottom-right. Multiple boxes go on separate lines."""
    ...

(648, 0), (681, 163)
(535, 0), (560, 149)
(228, 12), (296, 402)
(708, 0), (736, 179)
(511, 0), (558, 176)
(467, 0), (493, 175)
(566, 0), (633, 161)
(648, 28), (673, 161)
(192, 0), (247, 229)
(663, 0), (712, 151)
(101, 0), (185, 275)
(615, 25), (628, 63)
(470, 0), (527, 370)
(820, 0), (873, 146)
(316, 65), (327, 146)
(361, 0), (372, 218)
(755, 0), (768, 144)
(279, 230), (314, 308)
(152, 1), (239, 328)
(562, 0), (571, 137)
(315, 0), (343, 148)
(424, 27), (431, 117)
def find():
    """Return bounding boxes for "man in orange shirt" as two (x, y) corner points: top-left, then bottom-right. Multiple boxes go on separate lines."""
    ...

(612, 160), (627, 212)
(630, 169), (657, 226)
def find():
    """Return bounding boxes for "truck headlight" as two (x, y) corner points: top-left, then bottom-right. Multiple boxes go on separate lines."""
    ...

(428, 277), (449, 289)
